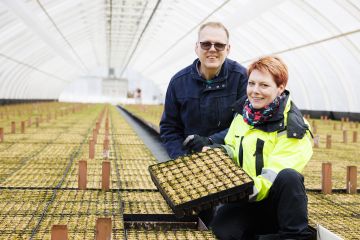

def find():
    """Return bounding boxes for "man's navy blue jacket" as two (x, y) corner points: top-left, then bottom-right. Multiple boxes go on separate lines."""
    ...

(160, 58), (248, 159)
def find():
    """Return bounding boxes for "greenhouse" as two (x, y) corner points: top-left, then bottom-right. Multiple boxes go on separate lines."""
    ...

(0, 0), (359, 239)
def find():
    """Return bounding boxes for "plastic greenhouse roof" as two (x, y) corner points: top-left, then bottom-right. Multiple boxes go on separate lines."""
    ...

(0, 0), (359, 112)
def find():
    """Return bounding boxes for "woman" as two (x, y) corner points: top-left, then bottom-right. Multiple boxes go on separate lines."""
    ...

(205, 56), (314, 240)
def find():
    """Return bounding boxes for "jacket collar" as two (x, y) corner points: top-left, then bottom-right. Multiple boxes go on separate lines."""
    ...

(232, 90), (309, 139)
(253, 90), (289, 133)
(233, 90), (289, 118)
(191, 58), (229, 83)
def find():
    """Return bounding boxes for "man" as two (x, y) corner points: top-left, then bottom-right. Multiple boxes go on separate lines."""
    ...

(160, 22), (248, 159)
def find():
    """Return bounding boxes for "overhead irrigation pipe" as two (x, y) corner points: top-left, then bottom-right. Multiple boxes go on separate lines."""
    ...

(0, 53), (71, 83)
(2, 0), (89, 73)
(35, 0), (90, 73)
(119, 0), (162, 77)
(240, 28), (360, 64)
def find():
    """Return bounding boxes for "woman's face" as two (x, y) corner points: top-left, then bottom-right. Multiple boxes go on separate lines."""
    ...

(247, 69), (285, 109)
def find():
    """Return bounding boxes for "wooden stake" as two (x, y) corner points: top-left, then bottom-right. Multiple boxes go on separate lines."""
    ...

(102, 161), (110, 191)
(11, 121), (16, 134)
(96, 121), (100, 132)
(103, 138), (110, 159)
(105, 118), (109, 130)
(89, 139), (95, 159)
(93, 128), (97, 144)
(27, 118), (32, 127)
(78, 160), (87, 190)
(96, 218), (112, 240)
(326, 135), (331, 149)
(313, 135), (320, 148)
(0, 128), (3, 142)
(343, 130), (348, 143)
(103, 138), (109, 151)
(346, 166), (357, 194)
(36, 117), (40, 127)
(322, 163), (332, 194)
(20, 121), (25, 133)
(51, 225), (68, 240)
(353, 131), (358, 143)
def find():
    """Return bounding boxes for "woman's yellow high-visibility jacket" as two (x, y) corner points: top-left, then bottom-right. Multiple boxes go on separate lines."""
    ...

(223, 91), (313, 202)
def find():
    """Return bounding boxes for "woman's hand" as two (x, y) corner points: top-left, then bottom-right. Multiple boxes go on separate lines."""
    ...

(202, 146), (211, 152)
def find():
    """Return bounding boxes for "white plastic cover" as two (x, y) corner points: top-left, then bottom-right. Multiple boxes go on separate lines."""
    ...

(0, 0), (359, 112)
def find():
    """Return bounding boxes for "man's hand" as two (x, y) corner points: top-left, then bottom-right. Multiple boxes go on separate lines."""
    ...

(183, 134), (212, 152)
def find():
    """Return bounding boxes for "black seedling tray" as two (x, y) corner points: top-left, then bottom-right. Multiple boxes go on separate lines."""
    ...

(149, 148), (254, 218)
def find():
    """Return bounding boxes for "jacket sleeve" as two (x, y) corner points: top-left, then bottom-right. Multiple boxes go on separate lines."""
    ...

(222, 117), (239, 161)
(159, 81), (187, 159)
(251, 132), (313, 201)
(209, 128), (228, 144)
(236, 67), (248, 100)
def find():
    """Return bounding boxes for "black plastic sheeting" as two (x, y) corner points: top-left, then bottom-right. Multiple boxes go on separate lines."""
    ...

(0, 99), (57, 105)
(117, 106), (169, 163)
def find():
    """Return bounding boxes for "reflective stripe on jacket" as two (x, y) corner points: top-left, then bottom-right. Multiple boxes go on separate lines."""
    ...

(223, 92), (313, 201)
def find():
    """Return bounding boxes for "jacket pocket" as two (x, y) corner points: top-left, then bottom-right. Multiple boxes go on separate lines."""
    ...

(178, 97), (201, 133)
(199, 97), (219, 127)
(216, 94), (237, 127)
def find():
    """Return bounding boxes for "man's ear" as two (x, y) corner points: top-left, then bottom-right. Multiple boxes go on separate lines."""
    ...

(195, 42), (200, 56)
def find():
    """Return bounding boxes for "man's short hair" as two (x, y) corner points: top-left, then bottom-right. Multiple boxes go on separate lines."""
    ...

(198, 22), (229, 42)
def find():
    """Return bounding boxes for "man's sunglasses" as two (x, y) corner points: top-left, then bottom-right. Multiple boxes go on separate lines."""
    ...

(199, 41), (227, 51)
